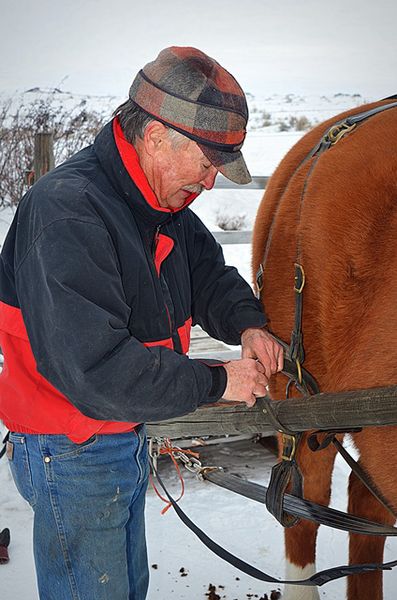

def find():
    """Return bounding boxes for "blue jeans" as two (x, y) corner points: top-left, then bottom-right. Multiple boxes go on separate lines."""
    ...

(7, 426), (149, 600)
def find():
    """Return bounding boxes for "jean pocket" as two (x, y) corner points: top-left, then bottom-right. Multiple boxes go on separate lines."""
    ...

(8, 433), (36, 507)
(43, 434), (98, 460)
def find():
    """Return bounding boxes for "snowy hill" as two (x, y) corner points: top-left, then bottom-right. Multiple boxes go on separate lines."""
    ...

(1, 86), (374, 133)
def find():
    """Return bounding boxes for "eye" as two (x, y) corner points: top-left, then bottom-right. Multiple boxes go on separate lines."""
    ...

(203, 163), (211, 170)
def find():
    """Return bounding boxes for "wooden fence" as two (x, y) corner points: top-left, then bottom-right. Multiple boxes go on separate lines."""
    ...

(211, 174), (268, 245)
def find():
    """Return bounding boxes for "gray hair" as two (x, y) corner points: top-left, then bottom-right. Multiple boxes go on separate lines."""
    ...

(113, 99), (187, 148)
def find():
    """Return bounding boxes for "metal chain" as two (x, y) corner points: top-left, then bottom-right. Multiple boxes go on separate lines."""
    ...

(148, 437), (222, 480)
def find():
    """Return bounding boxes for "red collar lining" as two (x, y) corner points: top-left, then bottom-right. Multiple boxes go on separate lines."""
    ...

(113, 118), (198, 213)
(113, 118), (169, 213)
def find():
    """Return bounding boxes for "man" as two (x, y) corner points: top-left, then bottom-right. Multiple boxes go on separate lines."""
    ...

(0, 47), (282, 599)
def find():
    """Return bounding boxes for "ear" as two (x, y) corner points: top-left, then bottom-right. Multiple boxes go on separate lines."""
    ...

(143, 121), (169, 157)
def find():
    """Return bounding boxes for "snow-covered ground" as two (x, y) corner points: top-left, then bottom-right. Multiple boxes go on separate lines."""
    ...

(2, 92), (397, 599)
(2, 433), (397, 600)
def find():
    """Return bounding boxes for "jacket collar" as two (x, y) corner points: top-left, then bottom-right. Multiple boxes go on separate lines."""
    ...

(93, 118), (198, 225)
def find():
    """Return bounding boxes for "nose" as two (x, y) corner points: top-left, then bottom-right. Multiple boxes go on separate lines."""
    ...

(200, 166), (218, 191)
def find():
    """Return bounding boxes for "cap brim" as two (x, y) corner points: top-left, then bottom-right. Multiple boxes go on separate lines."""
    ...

(198, 145), (252, 185)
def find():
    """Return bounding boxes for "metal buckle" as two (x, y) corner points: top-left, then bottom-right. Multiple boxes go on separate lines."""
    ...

(326, 122), (356, 145)
(281, 433), (297, 461)
(294, 263), (305, 294)
(295, 358), (303, 385)
(256, 263), (264, 297)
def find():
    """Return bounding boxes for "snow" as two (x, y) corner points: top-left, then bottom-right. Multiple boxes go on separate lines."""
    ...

(2, 432), (397, 599)
(1, 91), (397, 599)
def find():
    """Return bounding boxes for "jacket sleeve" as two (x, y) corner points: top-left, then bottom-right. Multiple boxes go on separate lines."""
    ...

(187, 211), (267, 345)
(15, 218), (222, 423)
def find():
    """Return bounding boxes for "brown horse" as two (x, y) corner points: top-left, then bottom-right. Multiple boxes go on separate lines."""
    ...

(252, 98), (397, 600)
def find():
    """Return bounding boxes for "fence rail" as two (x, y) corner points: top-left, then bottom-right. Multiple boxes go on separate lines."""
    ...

(214, 175), (269, 190)
(211, 175), (268, 243)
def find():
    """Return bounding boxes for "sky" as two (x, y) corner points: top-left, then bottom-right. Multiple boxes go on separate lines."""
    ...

(1, 0), (396, 100)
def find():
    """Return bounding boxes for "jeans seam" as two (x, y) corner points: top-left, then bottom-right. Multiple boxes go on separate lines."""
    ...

(9, 434), (38, 507)
(43, 463), (81, 600)
(136, 430), (149, 486)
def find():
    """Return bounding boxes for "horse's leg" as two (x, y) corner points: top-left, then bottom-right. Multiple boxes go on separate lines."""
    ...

(282, 435), (337, 600)
(347, 469), (395, 600)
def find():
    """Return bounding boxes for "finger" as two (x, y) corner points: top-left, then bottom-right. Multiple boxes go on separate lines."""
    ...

(253, 380), (269, 397)
(262, 353), (272, 380)
(241, 347), (255, 360)
(267, 344), (279, 374)
(277, 346), (284, 371)
(268, 341), (283, 372)
(255, 360), (266, 374)
(256, 373), (269, 386)
(246, 395), (257, 408)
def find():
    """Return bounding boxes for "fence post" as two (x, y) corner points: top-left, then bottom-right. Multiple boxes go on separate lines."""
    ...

(33, 132), (54, 182)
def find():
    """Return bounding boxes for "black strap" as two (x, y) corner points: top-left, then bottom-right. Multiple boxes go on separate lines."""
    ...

(150, 458), (397, 587)
(345, 101), (397, 126)
(204, 469), (397, 537)
(333, 437), (397, 518)
(289, 264), (305, 365)
(307, 430), (397, 518)
(268, 334), (320, 396)
(265, 455), (303, 527)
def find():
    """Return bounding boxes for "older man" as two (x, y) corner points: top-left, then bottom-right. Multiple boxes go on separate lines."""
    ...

(0, 47), (282, 599)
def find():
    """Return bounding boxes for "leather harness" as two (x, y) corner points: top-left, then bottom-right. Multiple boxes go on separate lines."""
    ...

(257, 99), (397, 528)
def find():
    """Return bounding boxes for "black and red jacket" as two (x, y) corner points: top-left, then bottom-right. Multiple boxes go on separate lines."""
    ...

(0, 119), (266, 442)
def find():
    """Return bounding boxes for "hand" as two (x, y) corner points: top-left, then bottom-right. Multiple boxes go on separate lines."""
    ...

(241, 327), (283, 380)
(222, 358), (269, 407)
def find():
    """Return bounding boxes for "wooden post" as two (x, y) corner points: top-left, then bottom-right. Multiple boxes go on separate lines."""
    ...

(33, 132), (54, 182)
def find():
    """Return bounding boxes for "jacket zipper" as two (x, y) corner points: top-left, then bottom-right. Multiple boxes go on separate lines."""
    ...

(152, 224), (161, 257)
(152, 225), (174, 339)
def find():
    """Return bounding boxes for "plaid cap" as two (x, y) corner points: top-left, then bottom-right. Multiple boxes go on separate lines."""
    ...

(129, 46), (251, 184)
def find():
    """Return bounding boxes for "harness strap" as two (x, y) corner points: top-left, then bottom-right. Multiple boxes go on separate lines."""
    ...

(269, 334), (320, 396)
(308, 429), (397, 518)
(333, 437), (397, 518)
(265, 450), (303, 527)
(309, 100), (397, 158)
(203, 469), (397, 537)
(290, 263), (305, 367)
(150, 458), (397, 587)
(345, 100), (397, 126)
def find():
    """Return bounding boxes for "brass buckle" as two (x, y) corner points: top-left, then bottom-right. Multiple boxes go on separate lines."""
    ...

(256, 263), (264, 296)
(295, 358), (303, 385)
(294, 263), (305, 294)
(281, 433), (297, 461)
(327, 122), (356, 145)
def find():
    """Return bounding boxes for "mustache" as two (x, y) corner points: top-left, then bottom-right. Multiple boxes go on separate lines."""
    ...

(183, 184), (204, 194)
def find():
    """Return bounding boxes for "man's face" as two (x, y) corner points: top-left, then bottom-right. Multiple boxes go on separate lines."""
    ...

(151, 134), (218, 210)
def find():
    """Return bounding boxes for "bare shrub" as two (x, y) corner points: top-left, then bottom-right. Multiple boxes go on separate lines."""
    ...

(292, 115), (312, 131)
(277, 114), (312, 132)
(0, 91), (109, 207)
(215, 210), (247, 231)
(277, 119), (291, 132)
(261, 110), (272, 127)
